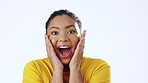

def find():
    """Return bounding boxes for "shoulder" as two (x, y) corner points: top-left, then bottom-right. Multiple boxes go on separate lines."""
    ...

(81, 57), (111, 82)
(81, 57), (110, 73)
(24, 58), (53, 72)
(23, 58), (53, 82)
(82, 56), (110, 67)
(25, 58), (49, 67)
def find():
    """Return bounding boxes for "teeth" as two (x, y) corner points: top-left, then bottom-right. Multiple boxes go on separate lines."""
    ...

(59, 46), (69, 48)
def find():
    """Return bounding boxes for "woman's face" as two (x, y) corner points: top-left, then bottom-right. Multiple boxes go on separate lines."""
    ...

(47, 15), (79, 64)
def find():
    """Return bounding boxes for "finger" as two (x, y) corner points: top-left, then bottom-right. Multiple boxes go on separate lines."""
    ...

(74, 37), (85, 56)
(73, 30), (86, 55)
(78, 35), (85, 47)
(45, 34), (49, 46)
(79, 37), (85, 49)
(45, 35), (52, 50)
(82, 30), (86, 37)
(45, 34), (56, 59)
(45, 34), (50, 53)
(81, 30), (86, 47)
(45, 34), (55, 51)
(79, 30), (86, 44)
(45, 34), (50, 46)
(78, 35), (85, 52)
(79, 30), (86, 40)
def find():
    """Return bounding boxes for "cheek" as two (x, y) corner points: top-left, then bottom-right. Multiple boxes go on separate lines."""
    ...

(71, 37), (79, 47)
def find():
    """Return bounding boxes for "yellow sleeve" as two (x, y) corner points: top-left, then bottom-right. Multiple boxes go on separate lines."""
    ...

(89, 60), (111, 83)
(22, 61), (43, 83)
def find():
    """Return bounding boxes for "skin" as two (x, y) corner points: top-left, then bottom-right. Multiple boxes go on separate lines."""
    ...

(45, 15), (86, 83)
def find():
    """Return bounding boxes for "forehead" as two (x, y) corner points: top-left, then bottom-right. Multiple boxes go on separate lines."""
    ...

(48, 15), (75, 28)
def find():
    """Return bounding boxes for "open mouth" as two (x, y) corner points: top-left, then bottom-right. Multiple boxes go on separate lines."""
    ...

(58, 46), (72, 58)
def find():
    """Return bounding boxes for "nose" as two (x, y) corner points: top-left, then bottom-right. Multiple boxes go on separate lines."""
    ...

(58, 33), (69, 42)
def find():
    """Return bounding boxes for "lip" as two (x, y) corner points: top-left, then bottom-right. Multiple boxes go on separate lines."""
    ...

(57, 45), (71, 48)
(58, 49), (72, 59)
(57, 45), (72, 59)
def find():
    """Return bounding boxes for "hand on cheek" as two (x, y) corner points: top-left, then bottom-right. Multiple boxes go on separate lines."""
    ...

(69, 30), (86, 70)
(45, 34), (64, 71)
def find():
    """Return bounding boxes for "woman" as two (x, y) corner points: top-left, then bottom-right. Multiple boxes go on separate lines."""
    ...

(23, 9), (110, 83)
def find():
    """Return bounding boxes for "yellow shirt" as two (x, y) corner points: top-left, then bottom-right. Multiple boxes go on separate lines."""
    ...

(23, 57), (111, 83)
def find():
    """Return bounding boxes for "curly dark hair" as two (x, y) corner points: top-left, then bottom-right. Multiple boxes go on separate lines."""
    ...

(45, 9), (82, 34)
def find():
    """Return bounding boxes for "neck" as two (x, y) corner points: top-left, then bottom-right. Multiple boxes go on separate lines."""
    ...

(63, 64), (70, 72)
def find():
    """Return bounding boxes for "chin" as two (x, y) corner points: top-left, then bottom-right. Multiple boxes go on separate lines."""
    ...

(61, 59), (71, 64)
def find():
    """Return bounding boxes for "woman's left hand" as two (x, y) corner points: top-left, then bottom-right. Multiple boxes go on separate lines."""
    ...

(69, 30), (86, 70)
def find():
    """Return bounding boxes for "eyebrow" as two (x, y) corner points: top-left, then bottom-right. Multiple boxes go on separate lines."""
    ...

(65, 25), (75, 29)
(49, 25), (75, 31)
(49, 27), (60, 30)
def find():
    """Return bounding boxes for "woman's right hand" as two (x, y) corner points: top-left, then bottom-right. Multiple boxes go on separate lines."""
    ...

(45, 34), (63, 83)
(45, 34), (64, 71)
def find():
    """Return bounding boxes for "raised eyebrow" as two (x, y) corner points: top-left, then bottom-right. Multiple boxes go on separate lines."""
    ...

(65, 25), (76, 29)
(49, 27), (60, 31)
(48, 25), (75, 31)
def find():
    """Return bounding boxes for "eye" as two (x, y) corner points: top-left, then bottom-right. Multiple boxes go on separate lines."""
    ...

(67, 30), (76, 34)
(51, 31), (59, 35)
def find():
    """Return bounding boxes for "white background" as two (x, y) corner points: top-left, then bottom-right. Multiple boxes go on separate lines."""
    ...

(0, 0), (148, 83)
